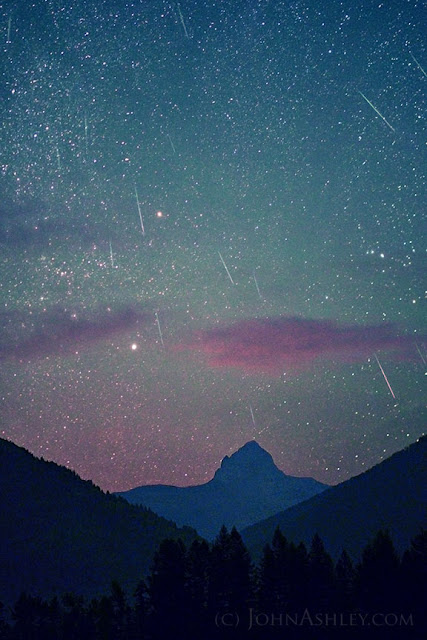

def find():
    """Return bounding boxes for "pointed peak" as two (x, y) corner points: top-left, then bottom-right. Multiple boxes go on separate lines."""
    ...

(214, 440), (281, 483)
(224, 440), (273, 462)
(236, 439), (266, 453)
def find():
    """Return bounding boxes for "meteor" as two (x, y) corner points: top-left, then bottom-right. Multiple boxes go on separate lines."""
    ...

(56, 146), (61, 171)
(135, 187), (145, 236)
(374, 353), (396, 400)
(167, 133), (176, 154)
(249, 404), (256, 427)
(409, 52), (427, 78)
(84, 115), (89, 155)
(155, 312), (164, 347)
(177, 3), (189, 38)
(358, 91), (395, 132)
(218, 251), (234, 285)
(415, 342), (426, 367)
(253, 270), (263, 300)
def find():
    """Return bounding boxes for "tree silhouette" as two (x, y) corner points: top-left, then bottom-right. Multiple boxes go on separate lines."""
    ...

(258, 527), (291, 611)
(61, 592), (93, 640)
(335, 549), (356, 610)
(208, 525), (253, 637)
(110, 581), (131, 640)
(11, 593), (53, 640)
(4, 527), (427, 639)
(148, 538), (188, 638)
(307, 533), (336, 609)
(90, 594), (115, 640)
(286, 541), (308, 611)
(0, 601), (10, 640)
(185, 539), (211, 636)
(133, 579), (150, 640)
(401, 528), (427, 633)
(356, 529), (400, 611)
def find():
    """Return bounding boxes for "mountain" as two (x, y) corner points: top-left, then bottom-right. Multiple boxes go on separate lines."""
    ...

(0, 438), (198, 605)
(117, 440), (328, 539)
(242, 435), (427, 561)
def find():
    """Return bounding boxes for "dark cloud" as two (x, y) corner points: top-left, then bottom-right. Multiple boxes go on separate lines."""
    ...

(0, 200), (106, 249)
(178, 316), (418, 374)
(0, 306), (151, 361)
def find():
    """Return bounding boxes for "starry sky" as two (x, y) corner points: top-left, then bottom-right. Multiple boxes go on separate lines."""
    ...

(0, 0), (425, 492)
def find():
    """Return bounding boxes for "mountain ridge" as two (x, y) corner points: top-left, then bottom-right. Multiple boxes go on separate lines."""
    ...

(117, 440), (328, 539)
(242, 434), (427, 560)
(0, 437), (198, 604)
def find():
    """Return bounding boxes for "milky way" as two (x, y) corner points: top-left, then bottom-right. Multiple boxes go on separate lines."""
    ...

(1, 0), (425, 491)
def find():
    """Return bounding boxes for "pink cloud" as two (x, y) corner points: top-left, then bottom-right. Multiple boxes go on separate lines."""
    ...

(178, 316), (418, 373)
(0, 306), (151, 361)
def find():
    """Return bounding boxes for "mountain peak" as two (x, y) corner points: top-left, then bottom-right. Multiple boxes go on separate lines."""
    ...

(225, 440), (273, 462)
(214, 440), (280, 483)
(119, 439), (329, 539)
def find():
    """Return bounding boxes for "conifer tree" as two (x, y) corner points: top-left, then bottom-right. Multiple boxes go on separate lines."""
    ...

(185, 538), (211, 636)
(62, 592), (93, 640)
(400, 529), (427, 625)
(91, 595), (115, 640)
(286, 541), (308, 611)
(110, 581), (130, 640)
(307, 533), (335, 609)
(356, 530), (400, 611)
(258, 542), (276, 610)
(148, 538), (188, 638)
(335, 549), (356, 610)
(11, 593), (50, 640)
(258, 528), (290, 611)
(133, 579), (150, 640)
(0, 601), (10, 640)
(208, 526), (253, 617)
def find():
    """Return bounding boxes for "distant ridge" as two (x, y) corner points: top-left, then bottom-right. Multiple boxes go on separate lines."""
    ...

(117, 440), (328, 539)
(0, 438), (198, 604)
(242, 434), (427, 560)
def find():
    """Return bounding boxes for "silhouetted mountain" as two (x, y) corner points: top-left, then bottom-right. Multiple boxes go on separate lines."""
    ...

(242, 435), (427, 561)
(0, 438), (198, 604)
(117, 440), (328, 539)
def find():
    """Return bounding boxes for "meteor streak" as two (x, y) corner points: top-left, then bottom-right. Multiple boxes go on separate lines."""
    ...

(56, 146), (61, 171)
(358, 91), (395, 132)
(374, 353), (396, 399)
(177, 3), (189, 38)
(253, 270), (263, 300)
(218, 252), (234, 285)
(155, 312), (164, 347)
(135, 187), (145, 236)
(415, 342), (426, 367)
(84, 115), (89, 155)
(409, 52), (427, 78)
(167, 133), (176, 154)
(249, 404), (256, 427)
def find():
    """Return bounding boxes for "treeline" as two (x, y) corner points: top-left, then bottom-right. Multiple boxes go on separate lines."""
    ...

(1, 527), (426, 639)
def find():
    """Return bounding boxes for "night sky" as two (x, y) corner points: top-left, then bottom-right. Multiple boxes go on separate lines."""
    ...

(1, 0), (425, 492)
